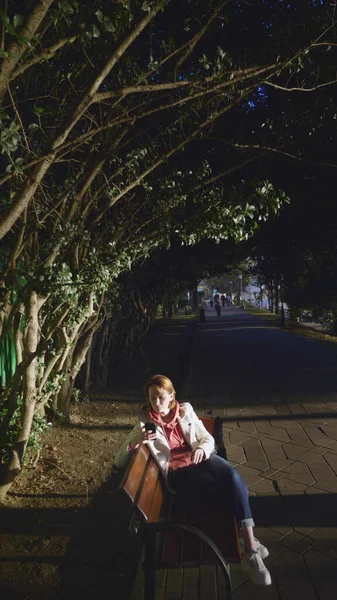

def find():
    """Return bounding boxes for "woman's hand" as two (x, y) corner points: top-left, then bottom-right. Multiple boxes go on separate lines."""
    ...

(191, 448), (205, 464)
(142, 426), (157, 442)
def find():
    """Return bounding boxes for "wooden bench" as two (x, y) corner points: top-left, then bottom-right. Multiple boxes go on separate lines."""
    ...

(120, 416), (242, 600)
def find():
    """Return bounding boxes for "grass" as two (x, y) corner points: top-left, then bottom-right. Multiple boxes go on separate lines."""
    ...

(244, 303), (337, 345)
(154, 308), (199, 322)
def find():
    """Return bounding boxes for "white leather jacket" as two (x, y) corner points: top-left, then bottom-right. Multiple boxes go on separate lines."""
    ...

(114, 402), (215, 482)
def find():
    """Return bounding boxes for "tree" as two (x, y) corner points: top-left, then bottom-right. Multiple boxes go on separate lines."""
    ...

(0, 0), (336, 500)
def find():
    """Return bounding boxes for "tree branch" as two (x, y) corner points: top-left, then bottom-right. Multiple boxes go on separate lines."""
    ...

(0, 0), (56, 98)
(210, 137), (337, 170)
(10, 36), (77, 82)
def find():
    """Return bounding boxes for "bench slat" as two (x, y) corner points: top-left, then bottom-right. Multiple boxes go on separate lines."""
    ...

(138, 458), (161, 520)
(181, 499), (203, 567)
(201, 506), (241, 564)
(147, 477), (163, 523)
(121, 443), (150, 504)
(199, 416), (215, 436)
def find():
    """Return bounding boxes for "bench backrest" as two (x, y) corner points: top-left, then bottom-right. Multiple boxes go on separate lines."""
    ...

(120, 416), (217, 522)
(120, 416), (241, 564)
(121, 442), (162, 522)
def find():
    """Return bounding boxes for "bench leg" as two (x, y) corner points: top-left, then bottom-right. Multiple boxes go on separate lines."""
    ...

(143, 526), (156, 600)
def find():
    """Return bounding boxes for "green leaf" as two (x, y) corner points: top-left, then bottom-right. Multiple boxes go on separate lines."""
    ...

(0, 10), (10, 28)
(16, 33), (31, 47)
(104, 19), (115, 33)
(13, 14), (24, 29)
(92, 25), (100, 38)
(141, 1), (150, 11)
(95, 10), (103, 23)
(0, 48), (7, 58)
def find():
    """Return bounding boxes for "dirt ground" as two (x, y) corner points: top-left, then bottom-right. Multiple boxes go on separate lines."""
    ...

(0, 390), (144, 600)
(0, 316), (197, 600)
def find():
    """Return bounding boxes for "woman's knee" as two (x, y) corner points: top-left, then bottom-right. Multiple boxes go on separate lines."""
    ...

(208, 455), (248, 491)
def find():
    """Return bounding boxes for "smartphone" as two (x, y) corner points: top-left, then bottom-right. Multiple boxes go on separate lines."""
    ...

(144, 422), (156, 433)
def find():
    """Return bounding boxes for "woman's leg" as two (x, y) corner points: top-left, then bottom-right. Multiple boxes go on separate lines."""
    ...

(168, 456), (271, 584)
(239, 526), (256, 552)
(203, 455), (271, 584)
(201, 454), (255, 532)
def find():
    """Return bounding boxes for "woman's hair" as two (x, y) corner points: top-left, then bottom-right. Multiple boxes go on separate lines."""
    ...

(143, 374), (177, 410)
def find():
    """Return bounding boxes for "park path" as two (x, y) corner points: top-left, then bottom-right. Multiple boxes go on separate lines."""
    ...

(147, 305), (337, 600)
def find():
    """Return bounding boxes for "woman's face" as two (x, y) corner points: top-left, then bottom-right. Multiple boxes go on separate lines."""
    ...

(148, 386), (174, 416)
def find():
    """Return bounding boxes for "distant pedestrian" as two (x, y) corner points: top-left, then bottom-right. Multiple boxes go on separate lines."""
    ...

(221, 294), (226, 307)
(209, 296), (214, 307)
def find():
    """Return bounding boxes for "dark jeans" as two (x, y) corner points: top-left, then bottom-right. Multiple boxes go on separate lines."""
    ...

(168, 454), (254, 530)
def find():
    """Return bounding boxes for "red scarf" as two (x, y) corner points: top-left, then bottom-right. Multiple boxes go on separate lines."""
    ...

(149, 402), (192, 470)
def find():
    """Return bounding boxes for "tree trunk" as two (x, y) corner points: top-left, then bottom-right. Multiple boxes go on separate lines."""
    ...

(275, 284), (279, 315)
(56, 325), (96, 420)
(0, 291), (40, 502)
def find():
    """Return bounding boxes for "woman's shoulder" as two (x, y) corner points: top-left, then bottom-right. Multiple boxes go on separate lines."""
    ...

(179, 402), (194, 416)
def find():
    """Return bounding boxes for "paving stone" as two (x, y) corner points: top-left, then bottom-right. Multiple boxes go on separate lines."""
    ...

(281, 442), (312, 460)
(165, 569), (183, 600)
(303, 549), (337, 600)
(249, 479), (277, 494)
(309, 528), (337, 542)
(262, 468), (280, 478)
(235, 464), (265, 487)
(256, 421), (291, 442)
(322, 451), (337, 475)
(253, 527), (283, 547)
(293, 526), (317, 536)
(299, 452), (337, 484)
(287, 403), (309, 416)
(327, 440), (337, 454)
(226, 407), (245, 417)
(271, 419), (299, 429)
(233, 576), (281, 600)
(300, 423), (332, 447)
(226, 445), (246, 464)
(278, 531), (304, 548)
(312, 446), (331, 454)
(250, 405), (278, 415)
(236, 421), (257, 434)
(260, 439), (293, 469)
(270, 549), (317, 600)
(239, 438), (269, 471)
(222, 427), (233, 447)
(211, 408), (226, 418)
(284, 425), (314, 447)
(270, 403), (293, 416)
(269, 526), (294, 536)
(265, 471), (288, 481)
(264, 542), (288, 564)
(275, 478), (308, 494)
(291, 536), (318, 554)
(282, 461), (315, 485)
(181, 583), (198, 600)
(229, 563), (250, 590)
(155, 571), (166, 600)
(199, 565), (216, 599)
(182, 567), (199, 585)
(178, 310), (337, 600)
(229, 430), (253, 446)
(313, 541), (337, 561)
(304, 485), (329, 494)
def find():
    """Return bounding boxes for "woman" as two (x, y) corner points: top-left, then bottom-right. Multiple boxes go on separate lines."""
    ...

(115, 374), (271, 586)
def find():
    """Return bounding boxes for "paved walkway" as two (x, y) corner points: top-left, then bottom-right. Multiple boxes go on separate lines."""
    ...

(147, 306), (337, 600)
